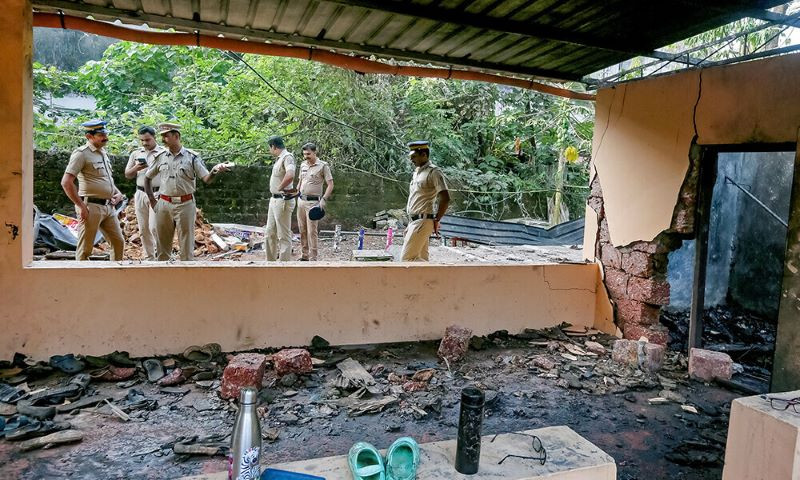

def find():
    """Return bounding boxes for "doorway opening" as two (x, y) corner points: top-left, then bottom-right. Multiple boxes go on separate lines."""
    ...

(663, 149), (795, 392)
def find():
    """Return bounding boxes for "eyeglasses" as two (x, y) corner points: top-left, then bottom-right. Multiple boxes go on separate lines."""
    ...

(762, 395), (800, 414)
(491, 432), (547, 466)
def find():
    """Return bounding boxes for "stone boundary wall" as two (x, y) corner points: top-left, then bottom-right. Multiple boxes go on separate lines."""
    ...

(33, 150), (409, 229)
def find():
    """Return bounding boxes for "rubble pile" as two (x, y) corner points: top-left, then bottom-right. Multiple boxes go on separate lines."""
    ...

(119, 204), (221, 259)
(372, 209), (408, 230)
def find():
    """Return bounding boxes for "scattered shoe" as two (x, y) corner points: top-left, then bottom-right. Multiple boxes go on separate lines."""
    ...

(91, 365), (136, 382)
(83, 355), (109, 369)
(182, 343), (222, 362)
(49, 354), (85, 374)
(385, 437), (420, 480)
(5, 419), (71, 442)
(26, 384), (82, 405)
(142, 359), (165, 383)
(158, 368), (186, 387)
(106, 351), (136, 367)
(348, 442), (386, 480)
(15, 400), (56, 420)
(0, 382), (26, 403)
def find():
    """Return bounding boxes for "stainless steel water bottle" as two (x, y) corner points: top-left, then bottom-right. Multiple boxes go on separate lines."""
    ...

(229, 387), (262, 480)
(455, 386), (485, 474)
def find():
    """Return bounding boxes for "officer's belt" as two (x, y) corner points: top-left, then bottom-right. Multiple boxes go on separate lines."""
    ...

(410, 213), (435, 221)
(82, 196), (111, 206)
(136, 186), (159, 192)
(159, 193), (193, 203)
(300, 195), (320, 201)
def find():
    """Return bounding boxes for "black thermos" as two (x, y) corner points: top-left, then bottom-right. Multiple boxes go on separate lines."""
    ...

(455, 386), (485, 474)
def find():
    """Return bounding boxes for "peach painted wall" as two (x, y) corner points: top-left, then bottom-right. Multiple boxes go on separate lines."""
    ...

(584, 54), (800, 251)
(0, 0), (604, 359)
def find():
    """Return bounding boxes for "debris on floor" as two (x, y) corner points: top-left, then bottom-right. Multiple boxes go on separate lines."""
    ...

(0, 324), (741, 479)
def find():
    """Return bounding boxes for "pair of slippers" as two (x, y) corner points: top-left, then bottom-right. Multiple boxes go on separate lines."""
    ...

(348, 437), (419, 480)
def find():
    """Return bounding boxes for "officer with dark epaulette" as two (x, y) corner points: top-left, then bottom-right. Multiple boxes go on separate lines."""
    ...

(60, 119), (126, 261)
(144, 122), (230, 261)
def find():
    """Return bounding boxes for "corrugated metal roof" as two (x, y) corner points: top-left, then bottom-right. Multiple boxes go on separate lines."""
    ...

(32, 0), (787, 82)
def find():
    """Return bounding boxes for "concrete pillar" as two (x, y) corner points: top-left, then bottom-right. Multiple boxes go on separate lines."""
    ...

(0, 0), (33, 268)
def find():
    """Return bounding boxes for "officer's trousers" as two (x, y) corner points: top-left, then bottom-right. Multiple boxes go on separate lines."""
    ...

(265, 197), (295, 261)
(296, 199), (319, 261)
(400, 218), (434, 261)
(75, 202), (124, 261)
(134, 189), (158, 260)
(154, 198), (196, 261)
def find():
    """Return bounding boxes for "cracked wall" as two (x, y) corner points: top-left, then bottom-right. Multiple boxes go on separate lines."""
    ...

(584, 54), (800, 344)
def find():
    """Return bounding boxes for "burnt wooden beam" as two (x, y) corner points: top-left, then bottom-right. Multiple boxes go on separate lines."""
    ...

(689, 146), (717, 352)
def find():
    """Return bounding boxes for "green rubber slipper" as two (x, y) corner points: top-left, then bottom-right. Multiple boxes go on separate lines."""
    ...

(348, 442), (385, 480)
(385, 437), (420, 480)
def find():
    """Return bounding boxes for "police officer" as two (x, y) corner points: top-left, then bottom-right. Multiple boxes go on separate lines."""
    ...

(401, 141), (450, 262)
(60, 119), (126, 261)
(144, 123), (229, 261)
(296, 142), (334, 261)
(124, 126), (165, 260)
(265, 136), (296, 262)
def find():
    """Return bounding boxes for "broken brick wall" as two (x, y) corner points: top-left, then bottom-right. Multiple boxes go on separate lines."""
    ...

(588, 145), (701, 345)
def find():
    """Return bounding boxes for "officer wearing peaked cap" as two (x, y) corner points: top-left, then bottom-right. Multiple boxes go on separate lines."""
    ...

(144, 122), (230, 261)
(400, 140), (450, 261)
(60, 119), (126, 261)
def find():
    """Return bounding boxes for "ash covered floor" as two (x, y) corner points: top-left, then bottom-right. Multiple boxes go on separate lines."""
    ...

(0, 329), (737, 480)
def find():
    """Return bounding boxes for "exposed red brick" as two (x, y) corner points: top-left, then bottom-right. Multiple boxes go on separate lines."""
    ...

(671, 206), (694, 234)
(689, 348), (733, 382)
(603, 268), (629, 299)
(616, 299), (661, 326)
(622, 323), (669, 346)
(598, 218), (611, 244)
(630, 241), (669, 255)
(627, 275), (670, 305)
(273, 349), (313, 377)
(587, 195), (604, 217)
(590, 174), (603, 198)
(220, 353), (267, 400)
(600, 243), (621, 269)
(437, 325), (472, 364)
(621, 250), (654, 277)
(611, 339), (665, 372)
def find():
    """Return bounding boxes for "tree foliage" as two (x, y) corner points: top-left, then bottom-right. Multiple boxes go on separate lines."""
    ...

(34, 38), (594, 220)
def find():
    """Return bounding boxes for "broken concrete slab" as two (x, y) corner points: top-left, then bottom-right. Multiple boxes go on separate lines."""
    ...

(181, 426), (616, 480)
(437, 325), (472, 364)
(689, 348), (733, 382)
(219, 353), (267, 400)
(273, 349), (313, 377)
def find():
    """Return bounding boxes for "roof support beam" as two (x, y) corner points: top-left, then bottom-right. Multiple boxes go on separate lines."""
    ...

(31, 0), (582, 81)
(319, 0), (679, 59)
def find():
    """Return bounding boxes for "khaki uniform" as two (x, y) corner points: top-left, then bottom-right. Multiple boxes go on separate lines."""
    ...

(296, 159), (333, 261)
(145, 147), (209, 261)
(265, 150), (296, 261)
(125, 145), (165, 260)
(401, 161), (448, 261)
(65, 143), (125, 261)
